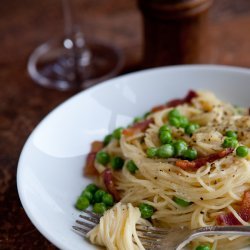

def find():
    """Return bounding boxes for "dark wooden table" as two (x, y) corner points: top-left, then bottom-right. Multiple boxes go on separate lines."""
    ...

(1, 0), (250, 249)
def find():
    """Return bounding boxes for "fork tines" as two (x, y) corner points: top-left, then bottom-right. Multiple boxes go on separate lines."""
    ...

(136, 225), (168, 249)
(73, 211), (171, 249)
(73, 210), (101, 236)
(136, 225), (169, 234)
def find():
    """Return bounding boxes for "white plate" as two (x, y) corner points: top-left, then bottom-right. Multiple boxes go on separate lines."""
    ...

(17, 65), (250, 250)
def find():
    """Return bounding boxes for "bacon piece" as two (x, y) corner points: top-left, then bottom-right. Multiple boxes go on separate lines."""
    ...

(84, 141), (103, 176)
(103, 169), (121, 202)
(166, 90), (198, 108)
(242, 191), (250, 210)
(217, 191), (250, 225)
(123, 118), (154, 137)
(151, 104), (167, 113)
(217, 212), (242, 225)
(151, 90), (198, 113)
(175, 148), (234, 170)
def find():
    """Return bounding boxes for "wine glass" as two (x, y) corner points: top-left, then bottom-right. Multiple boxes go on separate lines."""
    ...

(28, 0), (124, 91)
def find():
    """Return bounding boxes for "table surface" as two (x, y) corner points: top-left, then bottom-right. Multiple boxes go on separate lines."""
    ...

(1, 0), (250, 248)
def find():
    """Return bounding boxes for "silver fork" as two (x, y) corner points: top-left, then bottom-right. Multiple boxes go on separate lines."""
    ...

(73, 210), (250, 250)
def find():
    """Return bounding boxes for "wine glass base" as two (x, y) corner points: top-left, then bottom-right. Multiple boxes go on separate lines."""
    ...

(28, 38), (124, 91)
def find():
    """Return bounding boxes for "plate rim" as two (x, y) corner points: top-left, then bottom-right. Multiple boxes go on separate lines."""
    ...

(17, 64), (250, 250)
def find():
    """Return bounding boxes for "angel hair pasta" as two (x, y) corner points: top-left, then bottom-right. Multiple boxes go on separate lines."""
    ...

(80, 90), (250, 250)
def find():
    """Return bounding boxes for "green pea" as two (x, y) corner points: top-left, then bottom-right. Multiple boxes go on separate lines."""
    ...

(81, 190), (93, 203)
(173, 140), (188, 157)
(75, 196), (89, 210)
(85, 183), (99, 194)
(96, 151), (110, 165)
(169, 116), (181, 128)
(139, 203), (154, 219)
(159, 130), (172, 144)
(222, 137), (238, 148)
(168, 109), (181, 118)
(103, 134), (113, 146)
(173, 196), (192, 207)
(185, 123), (199, 135)
(93, 202), (107, 215)
(157, 144), (175, 158)
(126, 160), (138, 174)
(159, 124), (171, 134)
(236, 146), (249, 157)
(102, 193), (114, 206)
(183, 148), (198, 160)
(234, 106), (245, 115)
(146, 147), (158, 158)
(133, 117), (143, 123)
(144, 112), (151, 118)
(179, 116), (189, 128)
(94, 189), (106, 203)
(194, 124), (200, 129)
(225, 130), (237, 139)
(195, 245), (211, 250)
(113, 127), (123, 140)
(111, 156), (124, 170)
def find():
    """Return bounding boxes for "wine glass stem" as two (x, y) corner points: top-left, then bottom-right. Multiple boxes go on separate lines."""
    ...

(61, 0), (82, 84)
(62, 0), (73, 37)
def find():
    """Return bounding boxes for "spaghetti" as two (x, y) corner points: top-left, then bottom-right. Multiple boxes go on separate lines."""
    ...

(87, 202), (150, 250)
(85, 91), (250, 250)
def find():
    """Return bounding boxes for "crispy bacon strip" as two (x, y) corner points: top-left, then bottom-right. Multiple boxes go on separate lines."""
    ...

(103, 169), (121, 202)
(167, 90), (198, 108)
(123, 118), (154, 137)
(175, 148), (234, 170)
(217, 191), (250, 225)
(84, 141), (103, 176)
(151, 104), (167, 113)
(151, 90), (198, 113)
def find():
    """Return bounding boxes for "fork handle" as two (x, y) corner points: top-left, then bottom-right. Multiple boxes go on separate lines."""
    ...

(177, 226), (250, 250)
(192, 225), (250, 238)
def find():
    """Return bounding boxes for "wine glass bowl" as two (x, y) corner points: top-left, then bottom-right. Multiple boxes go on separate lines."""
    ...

(28, 36), (124, 91)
